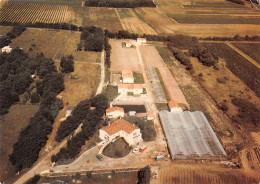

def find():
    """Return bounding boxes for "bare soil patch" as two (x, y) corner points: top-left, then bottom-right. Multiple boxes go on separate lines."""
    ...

(0, 26), (12, 35)
(110, 39), (141, 72)
(0, 104), (39, 181)
(10, 28), (70, 58)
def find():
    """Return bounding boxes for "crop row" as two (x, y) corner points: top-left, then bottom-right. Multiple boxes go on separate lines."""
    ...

(0, 2), (68, 23)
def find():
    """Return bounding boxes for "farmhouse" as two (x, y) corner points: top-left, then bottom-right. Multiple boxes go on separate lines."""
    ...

(122, 70), (134, 83)
(106, 107), (125, 118)
(99, 119), (143, 146)
(168, 100), (183, 113)
(1, 46), (12, 53)
(137, 38), (146, 44)
(159, 110), (227, 160)
(125, 40), (132, 48)
(66, 106), (74, 117)
(118, 84), (143, 95)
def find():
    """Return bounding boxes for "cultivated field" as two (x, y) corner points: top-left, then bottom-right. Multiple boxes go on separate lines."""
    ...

(139, 45), (188, 106)
(158, 163), (260, 184)
(202, 42), (260, 96)
(232, 43), (260, 64)
(0, 2), (69, 23)
(54, 31), (101, 62)
(68, 6), (123, 32)
(110, 39), (141, 72)
(0, 104), (39, 181)
(116, 8), (157, 35)
(10, 28), (70, 58)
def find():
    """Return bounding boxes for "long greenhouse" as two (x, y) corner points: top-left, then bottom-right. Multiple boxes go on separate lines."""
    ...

(159, 110), (227, 160)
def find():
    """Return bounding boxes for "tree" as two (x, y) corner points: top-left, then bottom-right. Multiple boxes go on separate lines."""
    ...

(138, 166), (151, 184)
(30, 92), (40, 104)
(60, 55), (74, 73)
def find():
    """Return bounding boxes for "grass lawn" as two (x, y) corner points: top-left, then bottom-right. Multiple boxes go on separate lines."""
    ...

(103, 138), (132, 158)
(133, 72), (144, 84)
(156, 103), (168, 111)
(169, 14), (260, 24)
(124, 117), (157, 141)
(232, 43), (260, 64)
(103, 85), (119, 104)
(0, 104), (39, 181)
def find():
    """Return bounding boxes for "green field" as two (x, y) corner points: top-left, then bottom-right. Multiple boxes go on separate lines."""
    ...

(202, 42), (260, 97)
(117, 9), (133, 19)
(232, 43), (260, 64)
(169, 14), (260, 24)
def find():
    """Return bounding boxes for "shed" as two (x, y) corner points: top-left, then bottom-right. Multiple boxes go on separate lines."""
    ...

(129, 111), (136, 116)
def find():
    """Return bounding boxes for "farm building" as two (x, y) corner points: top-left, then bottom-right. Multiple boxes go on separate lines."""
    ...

(125, 41), (132, 48)
(122, 70), (134, 83)
(146, 113), (154, 121)
(1, 46), (12, 53)
(137, 38), (146, 44)
(168, 100), (183, 113)
(106, 107), (125, 119)
(147, 66), (167, 103)
(66, 106), (74, 117)
(159, 110), (227, 160)
(118, 84), (143, 95)
(99, 119), (143, 146)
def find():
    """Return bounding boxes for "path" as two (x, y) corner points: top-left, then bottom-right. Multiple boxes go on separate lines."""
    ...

(95, 50), (105, 95)
(226, 42), (260, 69)
(13, 124), (83, 184)
(53, 31), (71, 60)
(54, 60), (101, 65)
(114, 8), (126, 30)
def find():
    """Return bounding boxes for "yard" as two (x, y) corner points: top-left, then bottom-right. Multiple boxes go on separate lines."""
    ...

(103, 138), (132, 158)
(0, 104), (39, 181)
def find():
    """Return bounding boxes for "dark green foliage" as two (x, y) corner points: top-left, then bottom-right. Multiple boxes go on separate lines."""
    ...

(189, 45), (217, 66)
(9, 54), (64, 172)
(124, 117), (156, 141)
(25, 175), (41, 184)
(167, 44), (193, 70)
(201, 35), (260, 41)
(60, 55), (74, 73)
(104, 35), (111, 68)
(30, 92), (40, 104)
(231, 98), (259, 126)
(53, 95), (108, 163)
(85, 0), (155, 8)
(0, 25), (26, 48)
(79, 26), (104, 52)
(138, 166), (151, 184)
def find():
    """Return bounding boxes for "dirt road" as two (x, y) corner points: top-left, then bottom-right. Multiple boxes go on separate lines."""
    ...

(95, 50), (105, 95)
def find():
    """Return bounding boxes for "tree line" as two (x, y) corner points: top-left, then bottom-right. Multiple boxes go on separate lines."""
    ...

(52, 94), (108, 163)
(0, 25), (26, 48)
(104, 35), (111, 68)
(85, 0), (155, 8)
(200, 35), (260, 41)
(60, 55), (74, 73)
(8, 53), (65, 172)
(77, 26), (104, 52)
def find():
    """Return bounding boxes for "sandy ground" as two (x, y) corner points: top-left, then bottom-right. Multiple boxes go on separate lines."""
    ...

(139, 45), (189, 106)
(110, 39), (141, 72)
(0, 26), (12, 35)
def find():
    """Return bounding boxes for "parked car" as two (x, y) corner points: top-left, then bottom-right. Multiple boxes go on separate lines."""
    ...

(139, 145), (147, 152)
(133, 147), (139, 153)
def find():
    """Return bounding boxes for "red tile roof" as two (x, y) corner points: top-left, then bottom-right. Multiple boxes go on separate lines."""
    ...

(106, 107), (124, 114)
(122, 70), (134, 79)
(101, 119), (138, 136)
(168, 100), (179, 109)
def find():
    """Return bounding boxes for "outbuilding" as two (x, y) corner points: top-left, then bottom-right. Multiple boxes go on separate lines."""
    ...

(106, 107), (125, 118)
(122, 70), (134, 83)
(1, 46), (12, 53)
(168, 100), (183, 113)
(137, 38), (146, 44)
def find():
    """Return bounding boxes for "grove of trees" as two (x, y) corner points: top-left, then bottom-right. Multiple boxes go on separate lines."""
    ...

(60, 55), (74, 73)
(0, 25), (26, 48)
(138, 166), (151, 184)
(8, 53), (65, 172)
(52, 94), (108, 163)
(85, 0), (155, 8)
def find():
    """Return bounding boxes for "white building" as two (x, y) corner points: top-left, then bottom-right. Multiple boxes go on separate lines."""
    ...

(118, 84), (143, 95)
(146, 113), (154, 121)
(99, 119), (143, 146)
(106, 107), (124, 119)
(168, 100), (183, 113)
(1, 46), (12, 53)
(122, 70), (134, 84)
(125, 41), (131, 48)
(137, 38), (146, 44)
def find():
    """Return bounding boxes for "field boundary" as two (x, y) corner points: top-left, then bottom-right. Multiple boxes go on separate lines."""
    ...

(114, 8), (126, 30)
(226, 42), (260, 69)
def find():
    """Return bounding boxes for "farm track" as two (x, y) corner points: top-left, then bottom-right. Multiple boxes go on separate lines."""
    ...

(226, 42), (260, 69)
(0, 2), (68, 23)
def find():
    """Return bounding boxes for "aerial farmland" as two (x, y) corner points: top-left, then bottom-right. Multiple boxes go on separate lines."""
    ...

(0, 0), (259, 183)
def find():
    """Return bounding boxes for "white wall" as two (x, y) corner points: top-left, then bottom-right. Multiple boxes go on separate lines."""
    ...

(107, 111), (124, 118)
(123, 78), (134, 84)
